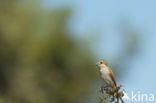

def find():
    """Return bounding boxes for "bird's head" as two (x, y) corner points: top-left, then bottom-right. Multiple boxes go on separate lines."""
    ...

(96, 60), (108, 68)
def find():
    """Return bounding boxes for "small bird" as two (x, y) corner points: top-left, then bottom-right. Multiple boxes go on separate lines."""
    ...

(96, 60), (117, 88)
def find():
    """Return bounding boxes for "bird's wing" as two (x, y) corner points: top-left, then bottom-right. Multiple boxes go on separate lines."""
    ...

(108, 67), (117, 86)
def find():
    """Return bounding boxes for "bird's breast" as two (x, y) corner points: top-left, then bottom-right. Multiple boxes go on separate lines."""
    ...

(100, 67), (110, 74)
(99, 67), (115, 87)
(100, 68), (111, 82)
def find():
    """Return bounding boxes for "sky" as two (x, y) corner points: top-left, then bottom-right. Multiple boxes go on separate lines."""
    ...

(44, 0), (156, 102)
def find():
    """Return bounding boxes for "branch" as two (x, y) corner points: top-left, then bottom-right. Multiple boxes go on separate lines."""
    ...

(98, 85), (124, 103)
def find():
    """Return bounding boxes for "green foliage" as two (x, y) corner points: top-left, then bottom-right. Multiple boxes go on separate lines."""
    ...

(0, 1), (96, 103)
(98, 85), (124, 103)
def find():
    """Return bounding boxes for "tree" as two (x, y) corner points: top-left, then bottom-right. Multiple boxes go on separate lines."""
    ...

(0, 1), (96, 103)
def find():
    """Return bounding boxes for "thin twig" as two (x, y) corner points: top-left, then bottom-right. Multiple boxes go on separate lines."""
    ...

(119, 97), (124, 103)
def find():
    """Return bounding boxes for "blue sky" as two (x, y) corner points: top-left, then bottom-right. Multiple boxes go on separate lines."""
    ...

(44, 0), (156, 102)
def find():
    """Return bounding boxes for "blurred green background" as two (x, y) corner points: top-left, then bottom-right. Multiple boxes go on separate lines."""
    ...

(0, 1), (97, 103)
(0, 0), (153, 103)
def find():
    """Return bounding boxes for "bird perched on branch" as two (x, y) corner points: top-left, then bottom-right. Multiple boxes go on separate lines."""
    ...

(96, 60), (124, 103)
(96, 60), (117, 89)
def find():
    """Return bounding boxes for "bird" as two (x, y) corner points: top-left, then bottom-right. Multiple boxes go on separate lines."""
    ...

(96, 60), (117, 89)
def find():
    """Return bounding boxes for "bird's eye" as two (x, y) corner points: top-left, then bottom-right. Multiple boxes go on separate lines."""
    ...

(100, 62), (103, 64)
